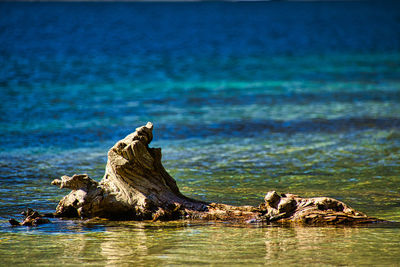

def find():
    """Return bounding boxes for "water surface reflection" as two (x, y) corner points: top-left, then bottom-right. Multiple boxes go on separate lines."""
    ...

(1, 221), (400, 265)
(93, 223), (400, 266)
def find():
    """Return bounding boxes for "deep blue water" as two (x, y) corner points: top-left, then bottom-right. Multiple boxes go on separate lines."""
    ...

(0, 1), (400, 223)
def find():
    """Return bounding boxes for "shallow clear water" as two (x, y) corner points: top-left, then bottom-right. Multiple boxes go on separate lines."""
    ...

(1, 1), (400, 265)
(2, 221), (400, 266)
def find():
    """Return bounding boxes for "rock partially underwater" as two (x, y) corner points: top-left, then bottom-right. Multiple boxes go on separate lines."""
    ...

(45, 122), (380, 226)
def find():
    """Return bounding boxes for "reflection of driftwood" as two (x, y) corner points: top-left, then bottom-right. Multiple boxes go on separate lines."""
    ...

(51, 122), (380, 225)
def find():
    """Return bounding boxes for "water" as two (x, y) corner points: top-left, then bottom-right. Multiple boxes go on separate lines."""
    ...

(1, 1), (400, 265)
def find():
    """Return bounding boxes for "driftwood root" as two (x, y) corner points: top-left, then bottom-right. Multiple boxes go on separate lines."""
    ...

(49, 122), (380, 225)
(9, 208), (51, 226)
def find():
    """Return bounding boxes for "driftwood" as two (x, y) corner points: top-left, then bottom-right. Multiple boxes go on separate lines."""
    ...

(9, 208), (51, 226)
(50, 122), (380, 225)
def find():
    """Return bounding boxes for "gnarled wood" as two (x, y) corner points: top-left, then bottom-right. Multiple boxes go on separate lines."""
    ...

(52, 122), (380, 225)
(9, 208), (51, 226)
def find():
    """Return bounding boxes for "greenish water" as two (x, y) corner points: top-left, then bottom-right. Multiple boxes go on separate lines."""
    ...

(2, 222), (400, 266)
(1, 1), (400, 265)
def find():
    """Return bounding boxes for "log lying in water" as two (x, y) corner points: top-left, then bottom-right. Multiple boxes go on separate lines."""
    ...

(51, 122), (380, 225)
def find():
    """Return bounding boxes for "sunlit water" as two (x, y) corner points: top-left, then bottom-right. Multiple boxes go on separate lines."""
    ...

(1, 1), (400, 265)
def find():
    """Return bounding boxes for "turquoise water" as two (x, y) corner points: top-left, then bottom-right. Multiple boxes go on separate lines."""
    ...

(1, 1), (400, 265)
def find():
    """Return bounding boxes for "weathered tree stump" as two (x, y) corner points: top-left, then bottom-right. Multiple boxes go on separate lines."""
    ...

(51, 122), (380, 225)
